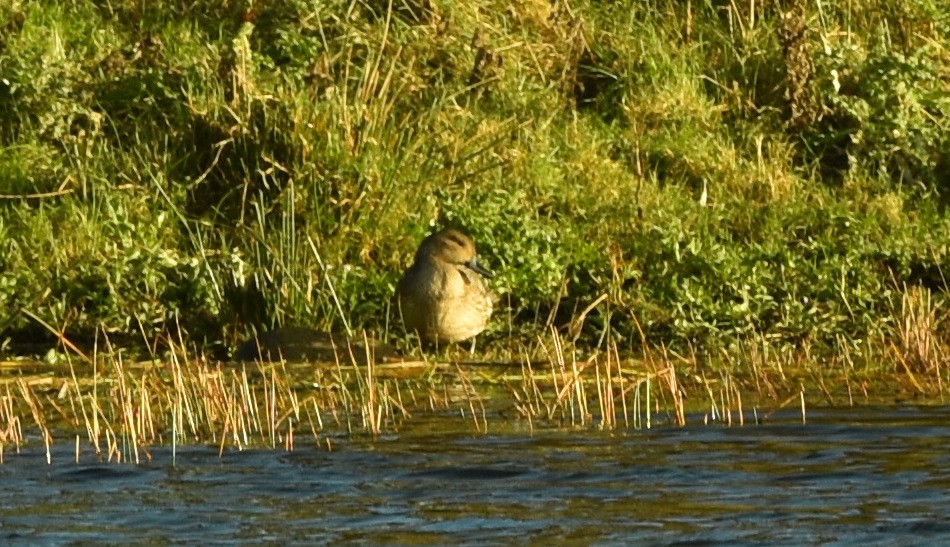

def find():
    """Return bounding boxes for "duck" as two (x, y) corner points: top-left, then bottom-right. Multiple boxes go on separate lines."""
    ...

(396, 228), (494, 344)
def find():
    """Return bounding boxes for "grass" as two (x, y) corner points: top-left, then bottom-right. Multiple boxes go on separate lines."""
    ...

(0, 322), (941, 464)
(0, 334), (451, 462)
(1, 0), (950, 422)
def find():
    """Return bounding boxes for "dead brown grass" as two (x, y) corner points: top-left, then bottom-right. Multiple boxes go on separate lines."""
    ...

(0, 315), (947, 463)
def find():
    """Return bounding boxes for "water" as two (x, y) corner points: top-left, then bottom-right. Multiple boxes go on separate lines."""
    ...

(1, 406), (949, 543)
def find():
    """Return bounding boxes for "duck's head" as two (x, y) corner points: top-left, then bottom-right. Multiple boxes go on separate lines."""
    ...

(417, 228), (494, 279)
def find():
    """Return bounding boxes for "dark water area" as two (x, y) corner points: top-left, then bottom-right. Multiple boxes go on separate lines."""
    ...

(2, 406), (950, 544)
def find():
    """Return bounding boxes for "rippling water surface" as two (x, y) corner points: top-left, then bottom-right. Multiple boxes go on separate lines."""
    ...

(2, 406), (949, 543)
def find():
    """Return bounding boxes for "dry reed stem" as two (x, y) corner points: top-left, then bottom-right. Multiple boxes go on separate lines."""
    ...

(594, 356), (607, 429)
(891, 341), (926, 394)
(701, 372), (720, 423)
(665, 362), (685, 427)
(455, 364), (486, 433)
(17, 379), (51, 463)
(0, 383), (23, 458)
(612, 344), (630, 428)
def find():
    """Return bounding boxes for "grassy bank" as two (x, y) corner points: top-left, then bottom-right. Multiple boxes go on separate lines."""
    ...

(1, 0), (950, 376)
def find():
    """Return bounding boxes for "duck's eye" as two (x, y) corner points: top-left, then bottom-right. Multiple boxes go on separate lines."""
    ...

(446, 233), (466, 247)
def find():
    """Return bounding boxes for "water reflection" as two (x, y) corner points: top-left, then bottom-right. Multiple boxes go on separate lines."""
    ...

(1, 407), (949, 543)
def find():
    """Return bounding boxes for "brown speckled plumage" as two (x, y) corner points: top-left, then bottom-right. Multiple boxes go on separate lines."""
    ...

(396, 228), (494, 344)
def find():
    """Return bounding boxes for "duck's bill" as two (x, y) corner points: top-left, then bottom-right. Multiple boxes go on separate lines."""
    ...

(465, 258), (494, 279)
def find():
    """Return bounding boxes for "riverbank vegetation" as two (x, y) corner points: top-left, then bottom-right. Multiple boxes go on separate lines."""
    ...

(2, 0), (950, 381)
(2, 328), (937, 462)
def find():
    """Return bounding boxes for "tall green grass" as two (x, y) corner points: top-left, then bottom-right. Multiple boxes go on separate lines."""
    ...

(1, 0), (949, 369)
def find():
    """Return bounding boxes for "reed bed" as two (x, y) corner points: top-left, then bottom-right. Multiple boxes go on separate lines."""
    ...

(509, 329), (723, 431)
(0, 340), (464, 463)
(0, 321), (946, 465)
